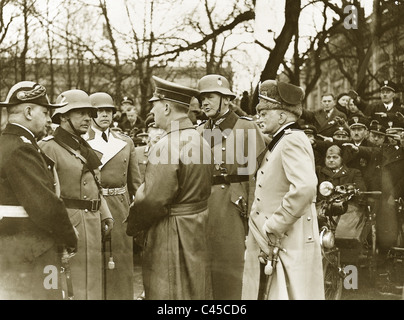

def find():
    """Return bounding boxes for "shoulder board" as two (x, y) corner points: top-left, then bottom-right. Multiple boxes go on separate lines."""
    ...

(239, 116), (253, 121)
(20, 136), (32, 144)
(40, 135), (54, 142)
(116, 131), (131, 139)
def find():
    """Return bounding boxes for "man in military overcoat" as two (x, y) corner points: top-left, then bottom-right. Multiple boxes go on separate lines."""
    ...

(126, 76), (213, 300)
(40, 89), (114, 300)
(196, 74), (266, 300)
(242, 80), (324, 300)
(0, 81), (78, 299)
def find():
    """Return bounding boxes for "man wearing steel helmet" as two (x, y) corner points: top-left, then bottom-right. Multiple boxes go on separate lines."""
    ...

(84, 92), (142, 300)
(126, 76), (214, 300)
(196, 74), (266, 300)
(40, 89), (114, 300)
(242, 80), (324, 300)
(0, 81), (78, 299)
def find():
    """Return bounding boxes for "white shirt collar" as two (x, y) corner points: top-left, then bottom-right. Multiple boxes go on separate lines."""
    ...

(384, 102), (393, 111)
(11, 123), (35, 138)
(92, 126), (110, 139)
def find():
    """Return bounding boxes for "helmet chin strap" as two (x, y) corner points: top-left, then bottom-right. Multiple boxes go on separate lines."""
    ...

(92, 118), (103, 130)
(212, 96), (223, 120)
(67, 118), (85, 141)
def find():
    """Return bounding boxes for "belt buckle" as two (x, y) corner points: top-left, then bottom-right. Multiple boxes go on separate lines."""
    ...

(108, 188), (115, 196)
(91, 200), (99, 212)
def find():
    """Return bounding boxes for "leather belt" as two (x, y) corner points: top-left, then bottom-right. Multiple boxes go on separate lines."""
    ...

(212, 174), (250, 185)
(62, 198), (101, 212)
(0, 205), (29, 219)
(101, 185), (127, 196)
(169, 200), (208, 216)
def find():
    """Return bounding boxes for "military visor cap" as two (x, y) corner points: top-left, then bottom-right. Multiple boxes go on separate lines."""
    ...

(149, 76), (200, 106)
(121, 96), (134, 105)
(333, 126), (349, 137)
(369, 120), (386, 135)
(52, 89), (97, 124)
(301, 124), (317, 135)
(380, 80), (396, 92)
(257, 80), (305, 111)
(0, 81), (66, 108)
(386, 121), (404, 135)
(348, 116), (369, 129)
(90, 92), (116, 111)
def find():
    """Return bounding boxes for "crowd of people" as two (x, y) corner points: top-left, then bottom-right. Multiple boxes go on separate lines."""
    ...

(0, 74), (402, 300)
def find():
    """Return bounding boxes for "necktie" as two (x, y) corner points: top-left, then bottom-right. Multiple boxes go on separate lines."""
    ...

(102, 132), (108, 142)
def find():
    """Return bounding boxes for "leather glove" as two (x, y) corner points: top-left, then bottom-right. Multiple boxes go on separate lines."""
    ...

(102, 218), (114, 238)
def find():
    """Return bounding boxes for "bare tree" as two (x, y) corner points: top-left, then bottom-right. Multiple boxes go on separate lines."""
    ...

(251, 0), (301, 110)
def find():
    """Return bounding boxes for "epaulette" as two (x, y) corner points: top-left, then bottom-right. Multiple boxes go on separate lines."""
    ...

(239, 116), (253, 121)
(116, 131), (131, 139)
(40, 135), (54, 142)
(20, 136), (32, 144)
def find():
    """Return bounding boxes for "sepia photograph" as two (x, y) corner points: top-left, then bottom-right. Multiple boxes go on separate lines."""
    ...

(0, 0), (404, 308)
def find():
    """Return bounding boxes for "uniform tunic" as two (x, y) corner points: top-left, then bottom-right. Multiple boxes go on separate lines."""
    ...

(0, 124), (77, 300)
(197, 111), (266, 300)
(85, 127), (142, 300)
(40, 127), (113, 300)
(242, 123), (324, 300)
(127, 117), (214, 300)
(134, 144), (149, 181)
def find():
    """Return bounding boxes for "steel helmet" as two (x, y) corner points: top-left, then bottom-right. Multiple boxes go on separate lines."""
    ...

(89, 92), (116, 114)
(51, 89), (97, 124)
(0, 81), (66, 108)
(197, 74), (236, 99)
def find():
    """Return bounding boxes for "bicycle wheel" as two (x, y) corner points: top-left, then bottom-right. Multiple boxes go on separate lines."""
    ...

(323, 251), (343, 300)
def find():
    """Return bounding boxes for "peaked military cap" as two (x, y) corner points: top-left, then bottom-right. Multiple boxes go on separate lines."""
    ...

(386, 120), (404, 135)
(333, 126), (350, 137)
(121, 96), (134, 105)
(380, 80), (396, 92)
(149, 76), (200, 107)
(301, 123), (317, 135)
(369, 120), (386, 135)
(257, 80), (305, 110)
(0, 81), (66, 108)
(347, 116), (369, 129)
